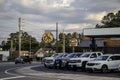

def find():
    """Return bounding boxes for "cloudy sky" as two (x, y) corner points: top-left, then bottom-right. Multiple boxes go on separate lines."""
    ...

(0, 0), (120, 42)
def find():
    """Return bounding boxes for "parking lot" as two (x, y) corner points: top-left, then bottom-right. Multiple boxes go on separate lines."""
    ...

(29, 65), (120, 80)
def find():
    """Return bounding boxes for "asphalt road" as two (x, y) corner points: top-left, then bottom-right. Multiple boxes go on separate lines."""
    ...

(0, 62), (55, 80)
(0, 62), (120, 80)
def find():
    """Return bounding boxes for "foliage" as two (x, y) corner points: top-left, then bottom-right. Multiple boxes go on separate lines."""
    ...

(1, 32), (40, 51)
(96, 10), (120, 28)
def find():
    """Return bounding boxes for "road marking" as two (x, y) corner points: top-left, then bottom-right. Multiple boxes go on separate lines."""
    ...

(4, 67), (20, 76)
(0, 76), (25, 80)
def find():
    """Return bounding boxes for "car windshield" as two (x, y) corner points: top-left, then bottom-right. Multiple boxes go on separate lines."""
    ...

(51, 53), (59, 57)
(66, 53), (76, 58)
(94, 56), (109, 61)
(74, 53), (82, 58)
(56, 54), (64, 58)
(81, 53), (90, 58)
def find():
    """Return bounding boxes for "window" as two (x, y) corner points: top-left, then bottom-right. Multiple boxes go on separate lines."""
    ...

(98, 53), (102, 56)
(90, 53), (97, 58)
(109, 56), (120, 60)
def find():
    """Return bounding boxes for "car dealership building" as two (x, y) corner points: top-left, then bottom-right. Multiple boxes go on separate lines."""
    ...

(80, 28), (120, 54)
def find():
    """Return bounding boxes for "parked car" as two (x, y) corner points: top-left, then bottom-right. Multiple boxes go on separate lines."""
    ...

(54, 53), (68, 68)
(86, 54), (120, 72)
(68, 52), (103, 70)
(43, 53), (64, 68)
(54, 53), (82, 68)
(118, 64), (120, 71)
(60, 53), (79, 69)
(15, 56), (32, 64)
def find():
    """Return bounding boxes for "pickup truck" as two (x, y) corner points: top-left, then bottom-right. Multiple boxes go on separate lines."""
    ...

(68, 52), (103, 70)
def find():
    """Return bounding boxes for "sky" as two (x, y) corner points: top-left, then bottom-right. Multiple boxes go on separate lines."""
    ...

(0, 0), (120, 42)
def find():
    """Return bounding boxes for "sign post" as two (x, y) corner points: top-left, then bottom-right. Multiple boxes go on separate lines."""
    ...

(69, 38), (78, 53)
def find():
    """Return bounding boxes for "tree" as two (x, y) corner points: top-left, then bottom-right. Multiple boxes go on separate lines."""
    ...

(4, 32), (40, 51)
(96, 10), (120, 28)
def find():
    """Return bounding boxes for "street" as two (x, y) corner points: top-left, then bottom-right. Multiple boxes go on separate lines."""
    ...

(0, 62), (120, 80)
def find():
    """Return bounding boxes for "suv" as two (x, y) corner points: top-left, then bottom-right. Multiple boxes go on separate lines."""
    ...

(15, 56), (31, 64)
(86, 54), (120, 72)
(68, 52), (103, 70)
(43, 53), (64, 68)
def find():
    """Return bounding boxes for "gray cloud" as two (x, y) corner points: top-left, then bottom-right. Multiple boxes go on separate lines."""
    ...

(0, 0), (120, 42)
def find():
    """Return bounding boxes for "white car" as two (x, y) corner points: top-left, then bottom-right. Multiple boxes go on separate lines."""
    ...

(86, 54), (120, 72)
(68, 52), (103, 70)
(118, 64), (120, 71)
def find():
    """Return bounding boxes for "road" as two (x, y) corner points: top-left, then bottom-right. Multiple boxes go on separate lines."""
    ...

(0, 62), (120, 80)
(0, 62), (56, 80)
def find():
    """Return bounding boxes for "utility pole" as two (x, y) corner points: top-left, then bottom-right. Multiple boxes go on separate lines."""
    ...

(30, 36), (31, 57)
(62, 30), (65, 53)
(10, 39), (13, 59)
(19, 17), (22, 56)
(56, 22), (58, 53)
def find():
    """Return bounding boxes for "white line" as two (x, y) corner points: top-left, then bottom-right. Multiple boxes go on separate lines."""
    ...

(0, 76), (25, 80)
(4, 67), (19, 76)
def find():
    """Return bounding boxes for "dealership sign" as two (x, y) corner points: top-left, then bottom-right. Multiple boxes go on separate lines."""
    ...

(42, 32), (54, 43)
(69, 38), (78, 47)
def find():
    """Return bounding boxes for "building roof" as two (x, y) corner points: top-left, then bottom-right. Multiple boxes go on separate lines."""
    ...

(78, 40), (104, 47)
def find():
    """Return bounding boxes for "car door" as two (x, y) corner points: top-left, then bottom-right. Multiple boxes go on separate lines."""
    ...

(107, 56), (117, 69)
(113, 56), (120, 69)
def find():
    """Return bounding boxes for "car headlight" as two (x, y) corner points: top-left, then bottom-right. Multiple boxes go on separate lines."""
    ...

(21, 59), (23, 61)
(62, 60), (67, 62)
(94, 63), (101, 65)
(77, 60), (81, 62)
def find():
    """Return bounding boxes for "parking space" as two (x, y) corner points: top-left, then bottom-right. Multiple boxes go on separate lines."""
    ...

(30, 65), (120, 80)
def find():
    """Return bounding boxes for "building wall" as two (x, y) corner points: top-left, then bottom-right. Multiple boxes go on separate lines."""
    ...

(0, 51), (9, 61)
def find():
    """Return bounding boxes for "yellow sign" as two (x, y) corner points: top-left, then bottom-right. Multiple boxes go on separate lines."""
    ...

(42, 32), (54, 43)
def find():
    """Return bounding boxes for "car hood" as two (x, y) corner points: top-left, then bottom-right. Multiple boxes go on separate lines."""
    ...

(87, 60), (105, 63)
(44, 57), (55, 60)
(69, 57), (90, 61)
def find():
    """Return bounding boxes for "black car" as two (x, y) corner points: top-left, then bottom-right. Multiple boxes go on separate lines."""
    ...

(15, 56), (32, 64)
(54, 53), (68, 68)
(54, 53), (83, 69)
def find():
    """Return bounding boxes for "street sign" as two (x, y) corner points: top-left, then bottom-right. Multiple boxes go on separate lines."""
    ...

(69, 38), (78, 47)
(42, 32), (54, 43)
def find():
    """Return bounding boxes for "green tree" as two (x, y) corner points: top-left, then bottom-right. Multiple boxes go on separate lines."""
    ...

(4, 32), (40, 51)
(96, 10), (120, 28)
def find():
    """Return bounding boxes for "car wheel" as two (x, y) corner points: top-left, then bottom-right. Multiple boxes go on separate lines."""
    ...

(29, 62), (31, 64)
(15, 62), (17, 64)
(87, 69), (93, 73)
(101, 65), (108, 73)
(72, 65), (77, 71)
(82, 62), (87, 71)
(43, 63), (46, 67)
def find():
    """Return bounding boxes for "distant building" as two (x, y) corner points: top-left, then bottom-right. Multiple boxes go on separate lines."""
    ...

(0, 51), (9, 61)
